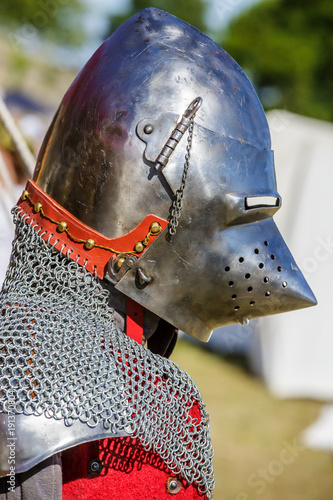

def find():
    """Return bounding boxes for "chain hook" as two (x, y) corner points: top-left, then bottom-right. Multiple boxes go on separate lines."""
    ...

(155, 96), (202, 171)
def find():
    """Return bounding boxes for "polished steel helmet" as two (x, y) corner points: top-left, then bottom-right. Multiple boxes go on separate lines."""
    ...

(33, 8), (316, 341)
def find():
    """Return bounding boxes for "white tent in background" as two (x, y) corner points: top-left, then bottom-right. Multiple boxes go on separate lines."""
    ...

(247, 110), (333, 451)
(249, 110), (333, 400)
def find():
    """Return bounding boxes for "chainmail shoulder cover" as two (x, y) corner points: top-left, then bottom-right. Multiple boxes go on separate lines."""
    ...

(0, 207), (215, 497)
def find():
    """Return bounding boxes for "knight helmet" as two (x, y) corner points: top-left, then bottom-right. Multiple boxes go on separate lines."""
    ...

(31, 7), (316, 341)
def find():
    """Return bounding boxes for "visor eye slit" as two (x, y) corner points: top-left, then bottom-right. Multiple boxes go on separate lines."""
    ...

(245, 196), (280, 210)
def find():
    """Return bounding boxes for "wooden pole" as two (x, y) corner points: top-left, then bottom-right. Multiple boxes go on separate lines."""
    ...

(0, 96), (35, 176)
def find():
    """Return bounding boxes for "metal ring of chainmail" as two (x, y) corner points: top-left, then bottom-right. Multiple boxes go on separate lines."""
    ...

(0, 207), (215, 497)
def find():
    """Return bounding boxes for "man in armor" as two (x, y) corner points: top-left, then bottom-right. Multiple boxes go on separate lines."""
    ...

(0, 8), (316, 499)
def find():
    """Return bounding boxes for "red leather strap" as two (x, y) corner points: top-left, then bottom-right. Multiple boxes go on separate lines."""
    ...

(17, 180), (168, 279)
(126, 297), (144, 344)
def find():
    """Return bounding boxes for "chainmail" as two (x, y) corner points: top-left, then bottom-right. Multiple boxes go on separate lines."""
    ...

(0, 207), (214, 497)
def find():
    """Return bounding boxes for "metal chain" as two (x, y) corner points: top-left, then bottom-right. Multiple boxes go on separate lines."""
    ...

(168, 118), (194, 237)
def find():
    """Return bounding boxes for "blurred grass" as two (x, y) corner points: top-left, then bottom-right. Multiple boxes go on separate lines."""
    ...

(171, 339), (333, 500)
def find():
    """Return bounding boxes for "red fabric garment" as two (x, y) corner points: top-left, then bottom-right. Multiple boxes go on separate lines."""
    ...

(62, 436), (207, 499)
(62, 403), (206, 499)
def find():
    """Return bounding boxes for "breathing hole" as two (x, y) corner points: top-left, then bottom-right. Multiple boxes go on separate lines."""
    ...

(239, 257), (244, 263)
(224, 266), (230, 272)
(245, 273), (251, 279)
(228, 281), (234, 287)
(234, 306), (240, 311)
(277, 266), (282, 272)
(259, 263), (264, 269)
(264, 241), (269, 246)
(265, 291), (271, 297)
(231, 294), (237, 299)
(247, 286), (253, 292)
(263, 277), (269, 283)
(282, 281), (288, 288)
(254, 248), (259, 254)
(250, 301), (255, 306)
(271, 254), (276, 260)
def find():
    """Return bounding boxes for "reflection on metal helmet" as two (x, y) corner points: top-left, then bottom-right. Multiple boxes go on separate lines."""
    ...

(33, 8), (316, 341)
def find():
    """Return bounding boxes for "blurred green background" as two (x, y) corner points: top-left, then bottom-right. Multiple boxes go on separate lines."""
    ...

(1, 0), (333, 120)
(0, 0), (332, 498)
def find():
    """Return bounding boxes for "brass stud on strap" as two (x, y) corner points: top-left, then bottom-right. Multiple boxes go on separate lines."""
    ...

(57, 221), (68, 233)
(115, 256), (126, 270)
(149, 221), (162, 235)
(134, 241), (144, 253)
(85, 238), (95, 250)
(21, 188), (162, 257)
(22, 190), (29, 201)
(34, 202), (42, 213)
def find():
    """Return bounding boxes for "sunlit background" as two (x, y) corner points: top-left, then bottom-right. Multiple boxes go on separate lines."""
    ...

(0, 1), (332, 499)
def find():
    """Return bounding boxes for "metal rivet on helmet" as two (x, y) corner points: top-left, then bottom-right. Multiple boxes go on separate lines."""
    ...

(144, 124), (154, 134)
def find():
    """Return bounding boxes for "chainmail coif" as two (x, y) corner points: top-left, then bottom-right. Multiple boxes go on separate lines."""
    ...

(0, 207), (215, 497)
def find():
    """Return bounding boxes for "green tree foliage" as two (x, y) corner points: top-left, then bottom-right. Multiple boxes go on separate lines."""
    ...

(106, 0), (207, 37)
(0, 0), (86, 46)
(219, 0), (333, 121)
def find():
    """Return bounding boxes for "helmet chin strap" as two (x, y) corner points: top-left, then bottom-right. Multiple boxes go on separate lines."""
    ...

(123, 295), (178, 357)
